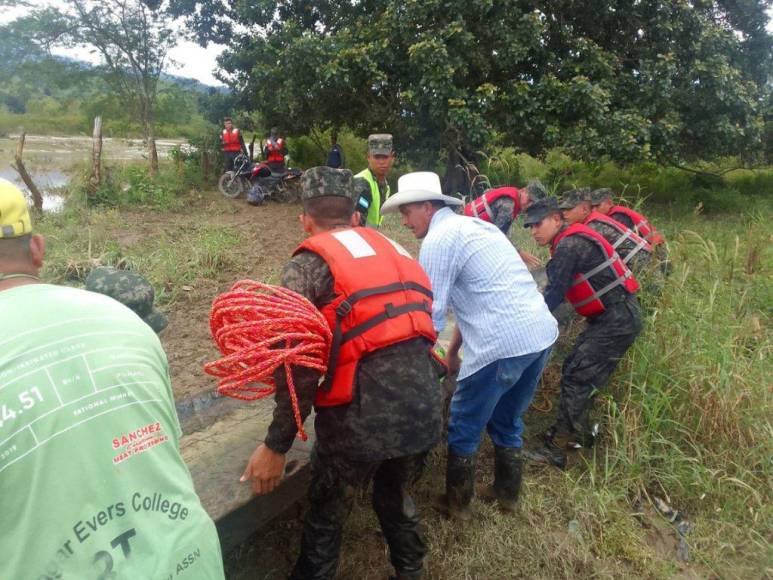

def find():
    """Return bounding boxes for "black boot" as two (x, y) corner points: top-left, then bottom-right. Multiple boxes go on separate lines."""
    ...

(524, 427), (567, 469)
(479, 446), (522, 513)
(435, 450), (475, 521)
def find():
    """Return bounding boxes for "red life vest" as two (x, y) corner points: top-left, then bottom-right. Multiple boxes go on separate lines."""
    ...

(464, 187), (522, 222)
(583, 211), (652, 265)
(266, 139), (286, 163)
(608, 205), (665, 245)
(222, 128), (242, 152)
(295, 227), (437, 407)
(550, 223), (639, 318)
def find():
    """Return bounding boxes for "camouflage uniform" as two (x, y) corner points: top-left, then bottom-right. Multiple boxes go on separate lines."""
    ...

(527, 200), (643, 447)
(85, 266), (168, 333)
(559, 189), (653, 275)
(264, 166), (442, 580)
(488, 180), (548, 235)
(591, 189), (670, 277)
(490, 196), (517, 234)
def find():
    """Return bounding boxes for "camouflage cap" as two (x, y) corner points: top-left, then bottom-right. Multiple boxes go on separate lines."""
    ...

(557, 188), (591, 210)
(301, 166), (355, 202)
(0, 179), (32, 239)
(525, 179), (548, 202)
(590, 187), (614, 205)
(85, 266), (168, 334)
(367, 134), (393, 155)
(523, 197), (562, 228)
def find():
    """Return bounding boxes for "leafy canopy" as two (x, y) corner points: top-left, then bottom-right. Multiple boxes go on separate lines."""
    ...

(176, 0), (772, 167)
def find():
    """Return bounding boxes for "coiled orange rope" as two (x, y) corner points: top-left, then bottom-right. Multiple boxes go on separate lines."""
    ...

(204, 280), (332, 441)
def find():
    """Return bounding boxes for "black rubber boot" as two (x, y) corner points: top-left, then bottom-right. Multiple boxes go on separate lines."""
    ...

(479, 446), (523, 513)
(435, 451), (476, 521)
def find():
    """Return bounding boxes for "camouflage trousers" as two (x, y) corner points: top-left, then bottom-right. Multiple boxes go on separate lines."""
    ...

(290, 447), (429, 580)
(553, 294), (643, 439)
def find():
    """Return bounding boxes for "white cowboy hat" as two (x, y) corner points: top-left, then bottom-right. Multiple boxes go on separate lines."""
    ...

(381, 171), (464, 215)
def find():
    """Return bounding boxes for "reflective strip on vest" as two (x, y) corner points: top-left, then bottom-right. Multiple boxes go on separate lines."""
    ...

(574, 268), (634, 308)
(331, 230), (377, 258)
(610, 229), (648, 264)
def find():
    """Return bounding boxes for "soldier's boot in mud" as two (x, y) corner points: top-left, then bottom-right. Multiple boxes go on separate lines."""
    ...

(478, 446), (523, 514)
(523, 426), (567, 470)
(567, 423), (599, 451)
(434, 450), (476, 522)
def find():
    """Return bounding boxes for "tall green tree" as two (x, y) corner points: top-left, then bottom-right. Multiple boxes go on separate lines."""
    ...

(9, 0), (182, 174)
(176, 0), (771, 174)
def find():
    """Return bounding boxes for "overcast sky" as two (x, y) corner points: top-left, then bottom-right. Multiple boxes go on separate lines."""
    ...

(0, 2), (226, 86)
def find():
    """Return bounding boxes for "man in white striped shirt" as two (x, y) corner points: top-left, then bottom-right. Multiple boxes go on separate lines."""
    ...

(382, 172), (558, 519)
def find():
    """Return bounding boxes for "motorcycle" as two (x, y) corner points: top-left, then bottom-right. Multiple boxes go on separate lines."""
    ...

(218, 153), (302, 204)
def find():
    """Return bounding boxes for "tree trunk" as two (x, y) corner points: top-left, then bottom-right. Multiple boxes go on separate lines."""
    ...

(11, 132), (44, 212)
(249, 134), (257, 162)
(87, 116), (103, 199)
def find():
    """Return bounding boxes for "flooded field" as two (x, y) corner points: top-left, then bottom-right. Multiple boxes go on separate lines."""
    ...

(0, 134), (185, 209)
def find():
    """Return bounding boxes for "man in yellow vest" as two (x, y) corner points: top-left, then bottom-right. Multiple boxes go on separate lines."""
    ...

(355, 134), (395, 227)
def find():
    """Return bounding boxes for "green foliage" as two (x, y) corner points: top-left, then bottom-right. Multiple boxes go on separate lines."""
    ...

(84, 163), (203, 209)
(179, 0), (771, 167)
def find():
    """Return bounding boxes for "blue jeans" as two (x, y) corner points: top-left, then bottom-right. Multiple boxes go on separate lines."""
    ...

(448, 346), (553, 456)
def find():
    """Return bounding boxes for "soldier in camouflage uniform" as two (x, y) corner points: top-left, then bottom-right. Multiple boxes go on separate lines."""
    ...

(85, 266), (168, 333)
(524, 198), (642, 468)
(558, 189), (653, 275)
(240, 167), (442, 580)
(590, 188), (671, 276)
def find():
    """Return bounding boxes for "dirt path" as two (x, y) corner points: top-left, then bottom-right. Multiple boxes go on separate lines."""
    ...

(110, 197), (306, 399)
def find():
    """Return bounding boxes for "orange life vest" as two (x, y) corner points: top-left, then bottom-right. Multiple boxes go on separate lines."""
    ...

(222, 128), (242, 152)
(608, 205), (665, 245)
(551, 223), (639, 318)
(464, 187), (522, 222)
(266, 139), (286, 163)
(583, 211), (652, 265)
(295, 227), (437, 407)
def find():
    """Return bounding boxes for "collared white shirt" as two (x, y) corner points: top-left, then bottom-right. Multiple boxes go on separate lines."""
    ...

(419, 207), (558, 380)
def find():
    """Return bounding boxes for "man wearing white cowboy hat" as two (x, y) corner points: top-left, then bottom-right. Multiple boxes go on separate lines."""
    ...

(382, 172), (558, 520)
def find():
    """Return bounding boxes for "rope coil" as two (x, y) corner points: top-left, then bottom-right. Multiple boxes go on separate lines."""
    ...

(204, 280), (332, 441)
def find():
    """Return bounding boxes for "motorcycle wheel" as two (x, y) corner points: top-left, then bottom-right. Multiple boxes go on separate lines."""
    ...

(275, 180), (301, 203)
(218, 172), (245, 198)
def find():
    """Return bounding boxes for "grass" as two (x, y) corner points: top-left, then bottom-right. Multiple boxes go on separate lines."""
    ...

(36, 200), (245, 305)
(31, 164), (772, 577)
(231, 206), (772, 579)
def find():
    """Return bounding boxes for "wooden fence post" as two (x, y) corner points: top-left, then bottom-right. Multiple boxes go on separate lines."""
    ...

(87, 116), (103, 199)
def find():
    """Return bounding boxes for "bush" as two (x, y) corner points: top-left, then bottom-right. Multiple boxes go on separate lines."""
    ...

(89, 164), (180, 209)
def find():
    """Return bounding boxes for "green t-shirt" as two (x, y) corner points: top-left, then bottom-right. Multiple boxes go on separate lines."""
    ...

(0, 284), (225, 580)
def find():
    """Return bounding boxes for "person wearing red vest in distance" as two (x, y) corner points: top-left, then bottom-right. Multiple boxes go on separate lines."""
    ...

(590, 188), (670, 274)
(263, 126), (288, 173)
(524, 198), (643, 469)
(463, 180), (547, 268)
(558, 188), (653, 275)
(240, 167), (442, 580)
(220, 116), (247, 171)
